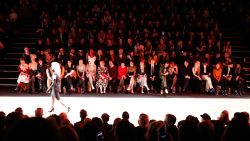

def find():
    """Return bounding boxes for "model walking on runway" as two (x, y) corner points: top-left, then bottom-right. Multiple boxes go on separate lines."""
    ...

(48, 62), (70, 113)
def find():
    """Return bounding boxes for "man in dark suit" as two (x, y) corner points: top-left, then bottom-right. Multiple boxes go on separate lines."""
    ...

(147, 59), (158, 93)
(222, 63), (234, 95)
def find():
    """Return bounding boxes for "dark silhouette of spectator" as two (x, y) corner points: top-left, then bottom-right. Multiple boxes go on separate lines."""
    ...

(46, 114), (62, 128)
(59, 112), (72, 127)
(222, 113), (250, 141)
(0, 111), (5, 130)
(211, 119), (225, 141)
(5, 112), (23, 129)
(80, 119), (98, 141)
(199, 120), (215, 141)
(218, 110), (230, 126)
(35, 107), (44, 118)
(92, 117), (104, 141)
(178, 120), (200, 141)
(74, 109), (88, 135)
(135, 113), (149, 141)
(0, 111), (6, 141)
(200, 113), (212, 121)
(115, 111), (135, 141)
(14, 107), (23, 115)
(4, 117), (61, 141)
(101, 113), (112, 141)
(60, 125), (79, 141)
(111, 118), (122, 141)
(146, 120), (173, 141)
(165, 114), (178, 141)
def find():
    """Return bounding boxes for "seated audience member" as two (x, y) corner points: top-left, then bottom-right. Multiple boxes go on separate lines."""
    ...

(22, 47), (30, 63)
(76, 59), (86, 94)
(116, 48), (127, 66)
(127, 61), (136, 94)
(36, 58), (47, 93)
(200, 60), (215, 94)
(86, 51), (97, 92)
(211, 53), (222, 68)
(159, 62), (170, 94)
(158, 51), (169, 66)
(44, 49), (54, 64)
(117, 62), (127, 93)
(28, 54), (38, 93)
(179, 60), (191, 93)
(192, 60), (202, 93)
(147, 56), (158, 93)
(96, 61), (110, 94)
(212, 62), (223, 95)
(15, 58), (30, 93)
(64, 60), (76, 93)
(137, 61), (150, 94)
(222, 62), (233, 95)
(168, 61), (178, 94)
(232, 62), (244, 96)
(56, 48), (67, 65)
(108, 61), (118, 93)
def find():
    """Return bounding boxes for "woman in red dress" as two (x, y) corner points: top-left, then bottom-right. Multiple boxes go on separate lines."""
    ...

(15, 58), (30, 92)
(117, 62), (127, 93)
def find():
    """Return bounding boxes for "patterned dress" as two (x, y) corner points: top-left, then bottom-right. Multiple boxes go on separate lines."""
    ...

(17, 64), (30, 91)
(96, 66), (109, 87)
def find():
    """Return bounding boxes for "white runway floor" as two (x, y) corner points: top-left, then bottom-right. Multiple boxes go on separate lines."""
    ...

(0, 96), (250, 125)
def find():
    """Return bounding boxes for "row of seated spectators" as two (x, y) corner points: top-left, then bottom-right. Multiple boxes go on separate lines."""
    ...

(16, 39), (244, 95)
(0, 107), (250, 141)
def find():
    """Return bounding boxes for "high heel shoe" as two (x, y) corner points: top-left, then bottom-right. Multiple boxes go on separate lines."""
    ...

(48, 108), (54, 113)
(67, 107), (71, 113)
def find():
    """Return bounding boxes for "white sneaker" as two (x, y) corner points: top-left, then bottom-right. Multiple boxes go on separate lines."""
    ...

(161, 90), (164, 95)
(165, 89), (168, 94)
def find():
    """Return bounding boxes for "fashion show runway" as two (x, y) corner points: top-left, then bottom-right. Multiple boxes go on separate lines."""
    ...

(0, 90), (250, 125)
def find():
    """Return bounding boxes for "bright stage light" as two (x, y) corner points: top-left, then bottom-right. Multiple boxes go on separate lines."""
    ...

(0, 96), (250, 126)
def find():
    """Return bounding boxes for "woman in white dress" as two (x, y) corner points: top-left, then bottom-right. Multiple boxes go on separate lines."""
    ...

(86, 51), (97, 92)
(137, 61), (150, 94)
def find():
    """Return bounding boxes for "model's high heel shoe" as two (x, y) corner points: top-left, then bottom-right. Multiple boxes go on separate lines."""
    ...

(67, 107), (71, 113)
(48, 108), (54, 113)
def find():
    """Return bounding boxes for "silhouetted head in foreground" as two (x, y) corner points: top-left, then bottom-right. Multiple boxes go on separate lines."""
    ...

(5, 117), (61, 141)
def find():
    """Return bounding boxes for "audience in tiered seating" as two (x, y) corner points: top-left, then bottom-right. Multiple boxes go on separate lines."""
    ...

(10, 0), (246, 95)
(0, 108), (250, 141)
